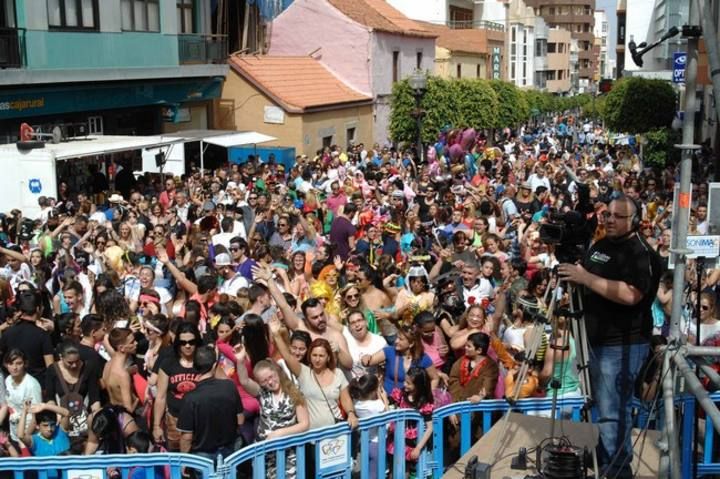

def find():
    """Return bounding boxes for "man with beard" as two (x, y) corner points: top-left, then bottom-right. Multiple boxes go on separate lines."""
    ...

(253, 265), (352, 370)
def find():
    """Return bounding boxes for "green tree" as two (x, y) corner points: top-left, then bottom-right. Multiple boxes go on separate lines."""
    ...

(602, 77), (676, 134)
(450, 79), (499, 132)
(643, 128), (681, 168)
(388, 79), (416, 145)
(489, 80), (529, 128)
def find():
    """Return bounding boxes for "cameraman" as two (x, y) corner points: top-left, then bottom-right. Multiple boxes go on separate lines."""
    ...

(557, 196), (662, 479)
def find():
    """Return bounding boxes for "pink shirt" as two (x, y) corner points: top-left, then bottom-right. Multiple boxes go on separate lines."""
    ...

(421, 327), (447, 369)
(326, 192), (347, 215)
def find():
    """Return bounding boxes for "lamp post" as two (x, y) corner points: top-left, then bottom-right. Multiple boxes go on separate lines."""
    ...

(409, 70), (427, 163)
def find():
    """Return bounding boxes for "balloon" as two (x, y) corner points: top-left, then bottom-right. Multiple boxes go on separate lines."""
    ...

(460, 128), (477, 151)
(447, 129), (461, 146)
(449, 144), (464, 160)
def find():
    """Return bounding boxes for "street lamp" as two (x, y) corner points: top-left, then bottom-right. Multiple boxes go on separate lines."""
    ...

(409, 70), (427, 163)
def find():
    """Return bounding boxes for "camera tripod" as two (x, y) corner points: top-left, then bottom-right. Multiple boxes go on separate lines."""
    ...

(489, 272), (599, 478)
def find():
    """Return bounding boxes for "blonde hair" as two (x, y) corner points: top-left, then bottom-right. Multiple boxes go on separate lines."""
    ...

(253, 360), (305, 407)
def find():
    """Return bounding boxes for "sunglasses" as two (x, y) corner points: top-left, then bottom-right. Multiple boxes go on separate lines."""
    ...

(701, 305), (711, 311)
(345, 293), (359, 300)
(229, 247), (240, 252)
(179, 339), (198, 346)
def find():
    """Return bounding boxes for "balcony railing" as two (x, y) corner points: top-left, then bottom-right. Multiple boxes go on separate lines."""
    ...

(0, 28), (25, 68)
(446, 20), (505, 31)
(178, 33), (228, 64)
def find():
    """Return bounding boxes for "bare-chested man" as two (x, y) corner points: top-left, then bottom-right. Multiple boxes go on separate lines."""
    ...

(355, 263), (393, 339)
(253, 264), (353, 370)
(103, 328), (138, 413)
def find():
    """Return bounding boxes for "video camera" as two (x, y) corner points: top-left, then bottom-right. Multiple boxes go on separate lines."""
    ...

(539, 176), (597, 264)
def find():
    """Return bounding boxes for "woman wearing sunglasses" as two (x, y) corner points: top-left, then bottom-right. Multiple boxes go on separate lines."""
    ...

(152, 322), (202, 450)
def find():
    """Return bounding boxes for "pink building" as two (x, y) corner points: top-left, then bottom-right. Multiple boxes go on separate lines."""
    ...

(268, 0), (436, 146)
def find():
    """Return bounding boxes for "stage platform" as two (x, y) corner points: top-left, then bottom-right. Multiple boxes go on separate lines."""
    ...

(441, 412), (661, 479)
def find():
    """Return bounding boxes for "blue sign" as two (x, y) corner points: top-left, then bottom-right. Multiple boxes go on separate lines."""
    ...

(673, 52), (687, 84)
(28, 179), (42, 194)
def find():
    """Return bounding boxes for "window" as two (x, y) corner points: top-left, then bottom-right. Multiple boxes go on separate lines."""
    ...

(177, 0), (195, 33)
(88, 116), (104, 135)
(476, 64), (481, 78)
(602, 22), (608, 33)
(416, 51), (423, 70)
(511, 63), (516, 80)
(121, 0), (160, 31)
(449, 6), (473, 28)
(47, 0), (98, 29)
(547, 43), (556, 53)
(322, 136), (333, 148)
(457, 64), (462, 78)
(392, 51), (400, 83)
(346, 127), (356, 146)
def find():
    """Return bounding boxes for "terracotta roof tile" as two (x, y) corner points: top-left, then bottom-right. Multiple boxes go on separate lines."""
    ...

(327, 0), (436, 38)
(416, 21), (489, 55)
(228, 56), (372, 112)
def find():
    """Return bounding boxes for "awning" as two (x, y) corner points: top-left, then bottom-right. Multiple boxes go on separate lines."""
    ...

(38, 135), (184, 161)
(201, 131), (277, 148)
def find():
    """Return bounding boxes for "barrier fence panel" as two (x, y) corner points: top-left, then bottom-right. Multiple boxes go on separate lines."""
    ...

(221, 409), (426, 479)
(3, 394), (718, 479)
(429, 397), (586, 479)
(0, 453), (215, 479)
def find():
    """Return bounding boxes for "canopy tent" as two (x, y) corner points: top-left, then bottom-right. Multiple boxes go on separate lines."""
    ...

(164, 130), (277, 175)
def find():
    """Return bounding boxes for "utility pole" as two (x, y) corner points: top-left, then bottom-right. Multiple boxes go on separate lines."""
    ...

(663, 1), (701, 477)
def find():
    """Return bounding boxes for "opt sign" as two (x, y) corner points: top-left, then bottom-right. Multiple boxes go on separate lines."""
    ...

(673, 52), (686, 84)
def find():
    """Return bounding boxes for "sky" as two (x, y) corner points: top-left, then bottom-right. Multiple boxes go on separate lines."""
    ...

(596, 0), (617, 60)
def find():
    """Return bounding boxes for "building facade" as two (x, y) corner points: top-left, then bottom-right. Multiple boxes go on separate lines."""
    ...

(417, 21), (505, 80)
(507, 0), (536, 88)
(527, 0), (596, 87)
(268, 0), (436, 146)
(593, 10), (610, 79)
(223, 56), (373, 155)
(0, 0), (228, 144)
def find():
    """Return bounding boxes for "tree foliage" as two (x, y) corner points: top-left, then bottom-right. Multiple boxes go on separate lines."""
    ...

(489, 80), (529, 128)
(643, 128), (682, 168)
(602, 77), (676, 134)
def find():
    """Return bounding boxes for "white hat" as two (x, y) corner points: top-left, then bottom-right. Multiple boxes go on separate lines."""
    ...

(108, 194), (126, 204)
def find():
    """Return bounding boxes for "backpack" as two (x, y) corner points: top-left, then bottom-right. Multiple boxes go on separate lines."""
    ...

(54, 363), (88, 435)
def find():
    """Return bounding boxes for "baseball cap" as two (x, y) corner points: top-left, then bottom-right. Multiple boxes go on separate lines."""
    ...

(202, 200), (216, 212)
(215, 253), (232, 267)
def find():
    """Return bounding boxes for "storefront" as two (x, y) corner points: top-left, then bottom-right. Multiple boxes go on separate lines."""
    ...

(0, 77), (224, 143)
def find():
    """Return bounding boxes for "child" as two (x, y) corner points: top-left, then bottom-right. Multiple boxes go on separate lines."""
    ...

(349, 374), (387, 479)
(18, 402), (71, 479)
(387, 367), (434, 478)
(127, 431), (168, 479)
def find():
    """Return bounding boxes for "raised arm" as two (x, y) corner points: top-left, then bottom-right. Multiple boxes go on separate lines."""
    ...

(269, 316), (302, 378)
(157, 247), (198, 295)
(253, 264), (302, 331)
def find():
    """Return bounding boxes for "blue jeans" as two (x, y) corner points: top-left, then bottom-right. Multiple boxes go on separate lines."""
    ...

(589, 343), (648, 479)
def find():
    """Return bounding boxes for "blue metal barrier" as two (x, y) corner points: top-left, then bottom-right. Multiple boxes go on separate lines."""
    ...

(3, 393), (719, 479)
(0, 453), (215, 479)
(221, 409), (427, 479)
(429, 397), (585, 479)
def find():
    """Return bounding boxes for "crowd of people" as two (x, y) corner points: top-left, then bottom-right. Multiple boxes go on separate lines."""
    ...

(0, 118), (717, 479)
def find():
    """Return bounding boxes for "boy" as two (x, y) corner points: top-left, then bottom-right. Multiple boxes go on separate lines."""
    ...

(18, 401), (70, 476)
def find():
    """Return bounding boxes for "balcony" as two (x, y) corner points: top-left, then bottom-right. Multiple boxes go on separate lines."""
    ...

(446, 20), (505, 31)
(574, 31), (594, 42)
(0, 28), (25, 69)
(527, 0), (593, 7)
(178, 34), (228, 64)
(579, 66), (594, 78)
(578, 49), (594, 60)
(535, 55), (549, 71)
(542, 13), (595, 26)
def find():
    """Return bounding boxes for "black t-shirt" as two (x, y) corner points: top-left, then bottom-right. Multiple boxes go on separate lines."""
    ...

(582, 233), (662, 346)
(158, 356), (202, 417)
(44, 362), (101, 408)
(0, 320), (53, 382)
(76, 343), (105, 380)
(176, 378), (242, 453)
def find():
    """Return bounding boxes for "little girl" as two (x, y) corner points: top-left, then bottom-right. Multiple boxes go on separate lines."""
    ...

(388, 367), (434, 478)
(349, 374), (387, 479)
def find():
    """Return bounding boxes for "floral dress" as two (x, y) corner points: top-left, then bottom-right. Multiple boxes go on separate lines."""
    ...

(387, 388), (434, 467)
(256, 390), (300, 479)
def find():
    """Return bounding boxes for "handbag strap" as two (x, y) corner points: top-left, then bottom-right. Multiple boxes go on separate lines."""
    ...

(312, 371), (339, 419)
(393, 354), (400, 390)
